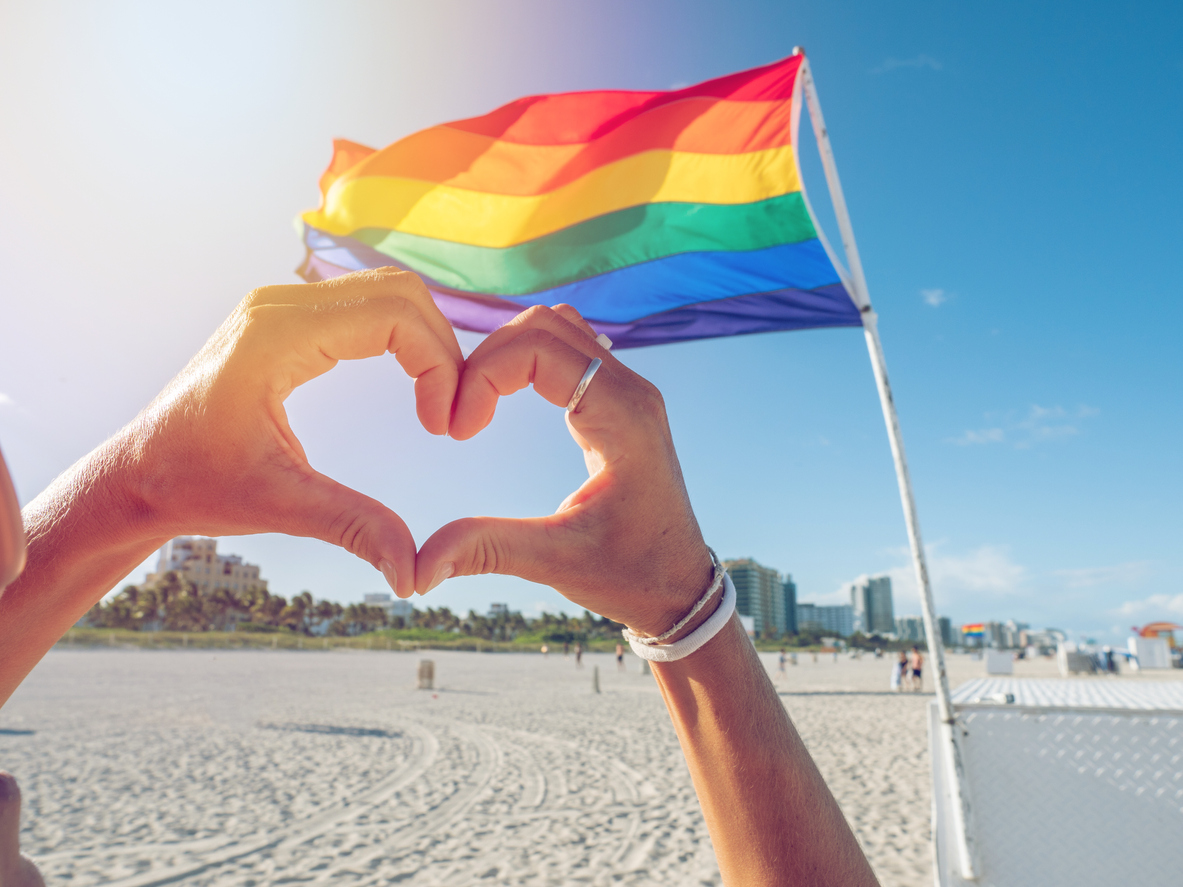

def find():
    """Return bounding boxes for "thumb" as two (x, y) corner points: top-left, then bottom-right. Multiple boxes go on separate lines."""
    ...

(279, 472), (418, 599)
(415, 515), (565, 595)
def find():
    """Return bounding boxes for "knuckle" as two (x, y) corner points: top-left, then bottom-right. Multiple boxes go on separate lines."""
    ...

(242, 285), (277, 309)
(520, 328), (559, 352)
(467, 526), (508, 576)
(643, 380), (666, 409)
(330, 511), (371, 561)
(517, 304), (557, 326)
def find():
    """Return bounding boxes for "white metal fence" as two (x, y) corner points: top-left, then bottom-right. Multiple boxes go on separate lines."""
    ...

(932, 679), (1183, 886)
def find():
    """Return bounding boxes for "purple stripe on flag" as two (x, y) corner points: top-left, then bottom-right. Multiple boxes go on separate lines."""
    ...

(299, 251), (861, 347)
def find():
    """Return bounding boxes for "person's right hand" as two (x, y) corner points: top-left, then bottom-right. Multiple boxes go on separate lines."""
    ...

(415, 305), (715, 636)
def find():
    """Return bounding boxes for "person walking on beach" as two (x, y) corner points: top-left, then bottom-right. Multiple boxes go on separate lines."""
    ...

(891, 651), (906, 692)
(778, 648), (787, 675)
(541, 644), (549, 657)
(615, 641), (625, 671)
(909, 646), (924, 692)
(574, 642), (583, 668)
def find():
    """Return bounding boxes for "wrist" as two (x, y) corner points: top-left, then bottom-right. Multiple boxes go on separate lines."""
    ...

(624, 543), (716, 640)
(24, 424), (167, 562)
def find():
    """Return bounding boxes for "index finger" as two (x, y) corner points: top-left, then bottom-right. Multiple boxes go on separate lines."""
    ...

(313, 268), (464, 366)
(449, 307), (665, 457)
(241, 270), (463, 435)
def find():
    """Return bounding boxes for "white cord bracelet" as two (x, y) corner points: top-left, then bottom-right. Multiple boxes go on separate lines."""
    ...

(623, 573), (736, 663)
(624, 548), (725, 646)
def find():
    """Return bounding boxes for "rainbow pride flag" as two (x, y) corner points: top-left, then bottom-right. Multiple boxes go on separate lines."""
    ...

(961, 624), (985, 637)
(297, 54), (860, 348)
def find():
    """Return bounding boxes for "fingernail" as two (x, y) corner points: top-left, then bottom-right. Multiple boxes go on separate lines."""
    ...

(379, 558), (399, 597)
(425, 562), (454, 593)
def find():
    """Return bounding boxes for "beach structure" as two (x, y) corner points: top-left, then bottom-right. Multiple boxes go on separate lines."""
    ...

(1128, 635), (1172, 669)
(931, 678), (1183, 885)
(145, 536), (267, 598)
(1130, 622), (1181, 670)
(417, 660), (434, 690)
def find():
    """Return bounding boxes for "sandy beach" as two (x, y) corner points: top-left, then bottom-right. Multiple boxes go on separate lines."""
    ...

(2, 646), (1170, 886)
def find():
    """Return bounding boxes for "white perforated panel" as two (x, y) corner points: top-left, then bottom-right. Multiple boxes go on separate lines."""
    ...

(932, 698), (1183, 886)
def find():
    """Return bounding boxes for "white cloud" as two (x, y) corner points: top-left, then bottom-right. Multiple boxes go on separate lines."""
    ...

(0, 393), (14, 408)
(948, 427), (1005, 445)
(872, 55), (943, 75)
(1055, 561), (1152, 589)
(947, 404), (1097, 449)
(1014, 404), (1097, 447)
(921, 288), (948, 307)
(824, 544), (1026, 612)
(928, 545), (1025, 593)
(1114, 594), (1183, 619)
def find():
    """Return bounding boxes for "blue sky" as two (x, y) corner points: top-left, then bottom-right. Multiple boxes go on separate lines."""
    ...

(0, 0), (1179, 642)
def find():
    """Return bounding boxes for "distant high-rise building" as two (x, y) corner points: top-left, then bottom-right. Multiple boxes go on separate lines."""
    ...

(797, 603), (854, 637)
(982, 619), (1030, 649)
(849, 575), (895, 635)
(489, 603), (511, 618)
(782, 575), (798, 635)
(895, 615), (926, 643)
(724, 558), (786, 637)
(894, 614), (955, 648)
(939, 616), (954, 648)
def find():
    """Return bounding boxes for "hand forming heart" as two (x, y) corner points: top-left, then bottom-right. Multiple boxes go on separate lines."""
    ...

(119, 269), (712, 636)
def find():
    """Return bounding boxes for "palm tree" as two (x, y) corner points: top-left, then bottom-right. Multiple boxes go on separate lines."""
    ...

(312, 599), (341, 635)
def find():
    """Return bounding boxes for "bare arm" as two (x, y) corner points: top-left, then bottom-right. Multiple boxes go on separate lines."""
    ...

(653, 617), (877, 884)
(415, 305), (878, 886)
(0, 269), (463, 706)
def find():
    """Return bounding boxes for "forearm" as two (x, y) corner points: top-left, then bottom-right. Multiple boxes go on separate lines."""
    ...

(653, 617), (878, 886)
(0, 431), (166, 706)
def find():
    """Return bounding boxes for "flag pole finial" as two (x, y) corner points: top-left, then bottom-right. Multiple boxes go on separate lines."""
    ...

(792, 46), (805, 56)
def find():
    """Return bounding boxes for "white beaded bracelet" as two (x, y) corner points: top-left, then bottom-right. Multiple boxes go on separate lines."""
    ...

(623, 573), (736, 663)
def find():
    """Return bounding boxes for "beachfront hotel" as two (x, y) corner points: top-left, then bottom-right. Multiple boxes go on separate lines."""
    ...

(144, 536), (268, 597)
(723, 558), (796, 637)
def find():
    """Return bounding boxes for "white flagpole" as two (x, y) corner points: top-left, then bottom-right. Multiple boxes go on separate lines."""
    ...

(795, 48), (978, 880)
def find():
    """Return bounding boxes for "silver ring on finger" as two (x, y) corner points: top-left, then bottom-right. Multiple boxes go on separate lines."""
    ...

(566, 358), (603, 413)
